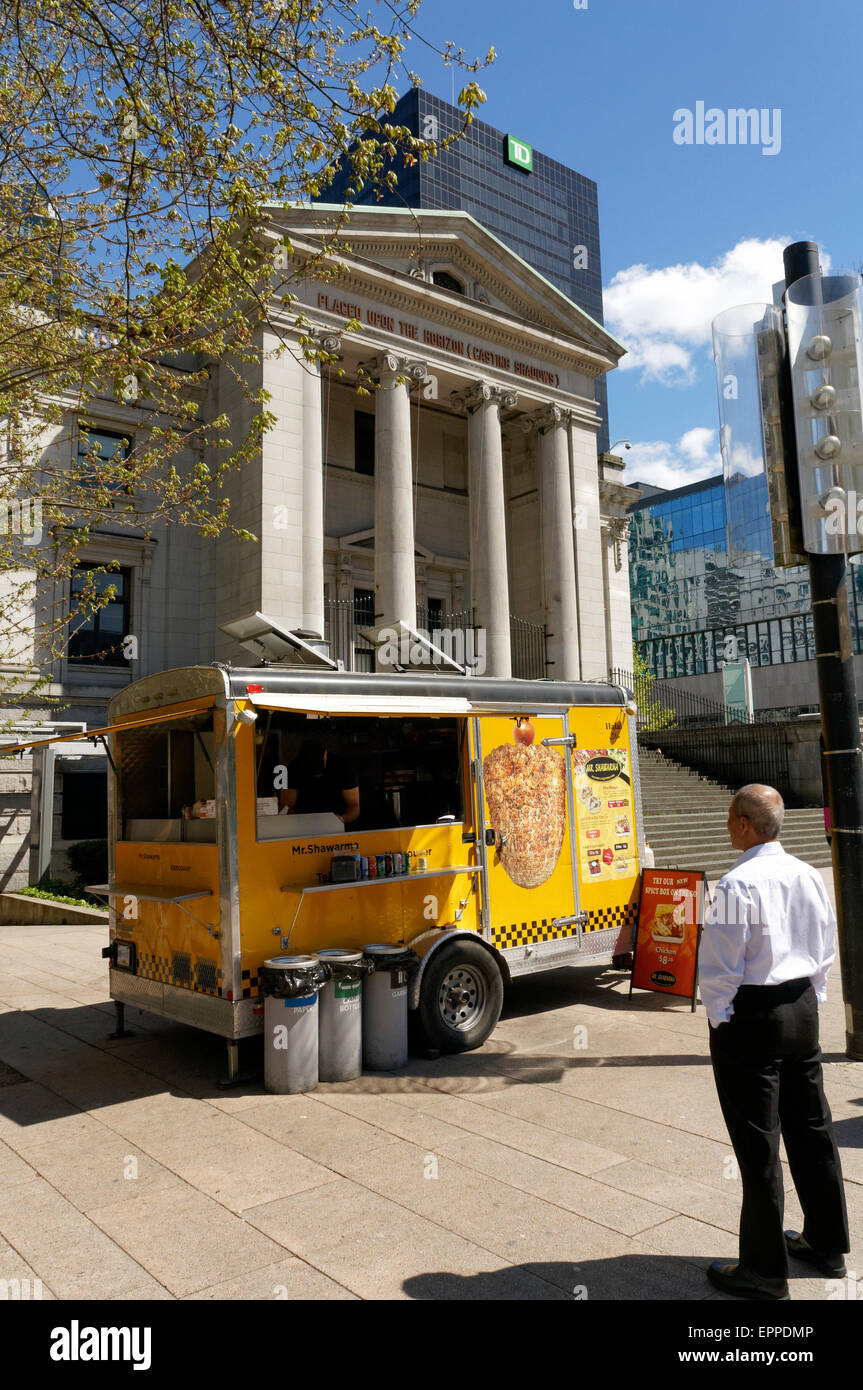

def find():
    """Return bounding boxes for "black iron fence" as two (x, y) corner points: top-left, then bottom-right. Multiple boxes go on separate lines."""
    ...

(608, 668), (796, 802)
(324, 600), (547, 680)
(639, 722), (794, 802)
(608, 666), (742, 730)
(510, 615), (548, 681)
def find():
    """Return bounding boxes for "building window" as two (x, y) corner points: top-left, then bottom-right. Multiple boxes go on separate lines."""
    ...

(432, 270), (464, 295)
(75, 425), (131, 489)
(354, 411), (375, 475)
(68, 565), (131, 665)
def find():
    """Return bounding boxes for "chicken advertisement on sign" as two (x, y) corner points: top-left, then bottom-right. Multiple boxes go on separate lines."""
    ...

(630, 868), (706, 1009)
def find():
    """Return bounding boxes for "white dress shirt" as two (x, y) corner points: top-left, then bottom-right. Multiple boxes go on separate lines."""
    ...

(698, 841), (836, 1027)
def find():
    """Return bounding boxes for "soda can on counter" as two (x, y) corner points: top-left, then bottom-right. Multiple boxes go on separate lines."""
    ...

(368, 855), (378, 878)
(384, 853), (394, 877)
(376, 855), (387, 878)
(417, 854), (428, 874)
(392, 851), (402, 875)
(360, 856), (369, 879)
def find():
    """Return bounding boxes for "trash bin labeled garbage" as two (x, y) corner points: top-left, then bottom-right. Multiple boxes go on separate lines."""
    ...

(315, 948), (365, 1082)
(260, 955), (325, 1094)
(362, 944), (416, 1071)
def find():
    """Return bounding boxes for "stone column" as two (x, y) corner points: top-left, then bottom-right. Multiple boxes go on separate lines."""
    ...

(371, 352), (427, 635)
(570, 422), (608, 680)
(299, 335), (332, 637)
(601, 517), (632, 675)
(524, 404), (581, 681)
(459, 381), (517, 677)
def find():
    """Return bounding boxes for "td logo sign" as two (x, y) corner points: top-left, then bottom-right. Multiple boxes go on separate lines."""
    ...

(505, 135), (533, 171)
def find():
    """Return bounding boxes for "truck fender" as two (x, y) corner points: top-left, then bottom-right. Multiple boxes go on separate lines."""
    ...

(404, 928), (510, 1011)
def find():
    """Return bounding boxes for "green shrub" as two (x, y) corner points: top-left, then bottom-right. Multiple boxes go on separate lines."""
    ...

(63, 839), (108, 894)
(18, 884), (105, 910)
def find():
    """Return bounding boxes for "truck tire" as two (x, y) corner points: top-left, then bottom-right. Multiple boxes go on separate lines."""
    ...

(417, 940), (504, 1054)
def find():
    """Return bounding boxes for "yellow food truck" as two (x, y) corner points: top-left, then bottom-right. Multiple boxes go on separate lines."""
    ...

(92, 665), (643, 1080)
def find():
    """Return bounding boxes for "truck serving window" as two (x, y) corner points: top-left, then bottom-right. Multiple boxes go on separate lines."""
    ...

(116, 713), (216, 842)
(254, 713), (465, 836)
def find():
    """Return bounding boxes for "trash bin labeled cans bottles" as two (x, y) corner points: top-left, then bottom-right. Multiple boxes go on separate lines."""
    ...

(260, 955), (326, 1094)
(315, 948), (365, 1082)
(362, 945), (417, 1071)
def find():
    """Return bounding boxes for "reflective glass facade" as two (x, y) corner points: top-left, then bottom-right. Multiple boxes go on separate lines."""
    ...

(321, 89), (609, 452)
(629, 473), (863, 682)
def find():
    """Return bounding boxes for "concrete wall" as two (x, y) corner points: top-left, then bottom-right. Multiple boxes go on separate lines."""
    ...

(646, 656), (863, 715)
(0, 747), (34, 891)
(0, 893), (108, 926)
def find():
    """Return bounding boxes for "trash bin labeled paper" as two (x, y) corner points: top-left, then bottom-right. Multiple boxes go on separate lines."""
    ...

(362, 944), (416, 1071)
(260, 955), (326, 1094)
(315, 948), (366, 1082)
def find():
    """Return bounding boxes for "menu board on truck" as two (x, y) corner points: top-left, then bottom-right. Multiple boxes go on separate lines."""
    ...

(572, 747), (636, 885)
(630, 868), (706, 1009)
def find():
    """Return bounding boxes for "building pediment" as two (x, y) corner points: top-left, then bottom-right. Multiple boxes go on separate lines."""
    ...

(262, 204), (624, 377)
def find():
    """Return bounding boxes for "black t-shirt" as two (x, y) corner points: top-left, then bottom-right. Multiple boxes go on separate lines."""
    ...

(289, 752), (358, 816)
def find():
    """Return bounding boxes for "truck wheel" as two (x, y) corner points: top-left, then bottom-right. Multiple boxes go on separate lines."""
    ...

(417, 940), (503, 1054)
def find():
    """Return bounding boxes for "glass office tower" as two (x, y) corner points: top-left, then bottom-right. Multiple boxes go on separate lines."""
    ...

(320, 89), (609, 453)
(628, 472), (863, 691)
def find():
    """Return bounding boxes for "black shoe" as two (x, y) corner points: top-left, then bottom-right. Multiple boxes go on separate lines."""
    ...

(706, 1261), (790, 1300)
(784, 1231), (847, 1278)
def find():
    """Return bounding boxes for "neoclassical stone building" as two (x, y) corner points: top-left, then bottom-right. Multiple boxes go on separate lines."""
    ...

(1, 203), (636, 887)
(204, 203), (635, 680)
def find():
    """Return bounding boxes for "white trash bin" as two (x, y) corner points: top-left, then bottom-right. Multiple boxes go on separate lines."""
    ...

(362, 945), (416, 1071)
(261, 955), (325, 1094)
(315, 948), (365, 1082)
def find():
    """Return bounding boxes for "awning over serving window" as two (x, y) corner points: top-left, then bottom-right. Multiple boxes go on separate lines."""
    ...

(0, 698), (215, 755)
(247, 692), (474, 717)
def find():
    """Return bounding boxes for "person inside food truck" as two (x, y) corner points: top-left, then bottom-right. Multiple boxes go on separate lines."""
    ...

(278, 738), (360, 825)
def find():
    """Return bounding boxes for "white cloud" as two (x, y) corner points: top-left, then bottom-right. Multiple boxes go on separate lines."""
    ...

(604, 237), (828, 386)
(623, 428), (722, 491)
(678, 426), (715, 464)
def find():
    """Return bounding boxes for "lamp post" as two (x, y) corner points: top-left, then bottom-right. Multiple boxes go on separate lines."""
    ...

(712, 242), (863, 1060)
(783, 242), (863, 1062)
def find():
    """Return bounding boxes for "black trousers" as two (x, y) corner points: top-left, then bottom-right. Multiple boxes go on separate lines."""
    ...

(709, 977), (850, 1278)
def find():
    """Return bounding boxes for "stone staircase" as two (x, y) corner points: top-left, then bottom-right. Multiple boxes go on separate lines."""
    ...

(637, 744), (832, 881)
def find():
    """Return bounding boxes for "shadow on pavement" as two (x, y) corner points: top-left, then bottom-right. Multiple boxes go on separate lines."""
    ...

(402, 1254), (736, 1301)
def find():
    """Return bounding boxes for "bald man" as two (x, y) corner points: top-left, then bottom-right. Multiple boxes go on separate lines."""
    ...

(699, 784), (849, 1300)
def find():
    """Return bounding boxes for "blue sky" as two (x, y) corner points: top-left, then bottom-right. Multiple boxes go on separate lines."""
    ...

(402, 0), (863, 488)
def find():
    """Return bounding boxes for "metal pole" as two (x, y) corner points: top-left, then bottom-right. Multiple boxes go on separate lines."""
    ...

(784, 240), (863, 1060)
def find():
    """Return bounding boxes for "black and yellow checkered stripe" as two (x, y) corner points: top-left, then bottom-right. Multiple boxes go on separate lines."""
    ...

(584, 901), (639, 932)
(241, 969), (261, 1000)
(492, 900), (638, 948)
(137, 951), (172, 984)
(136, 951), (222, 996)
